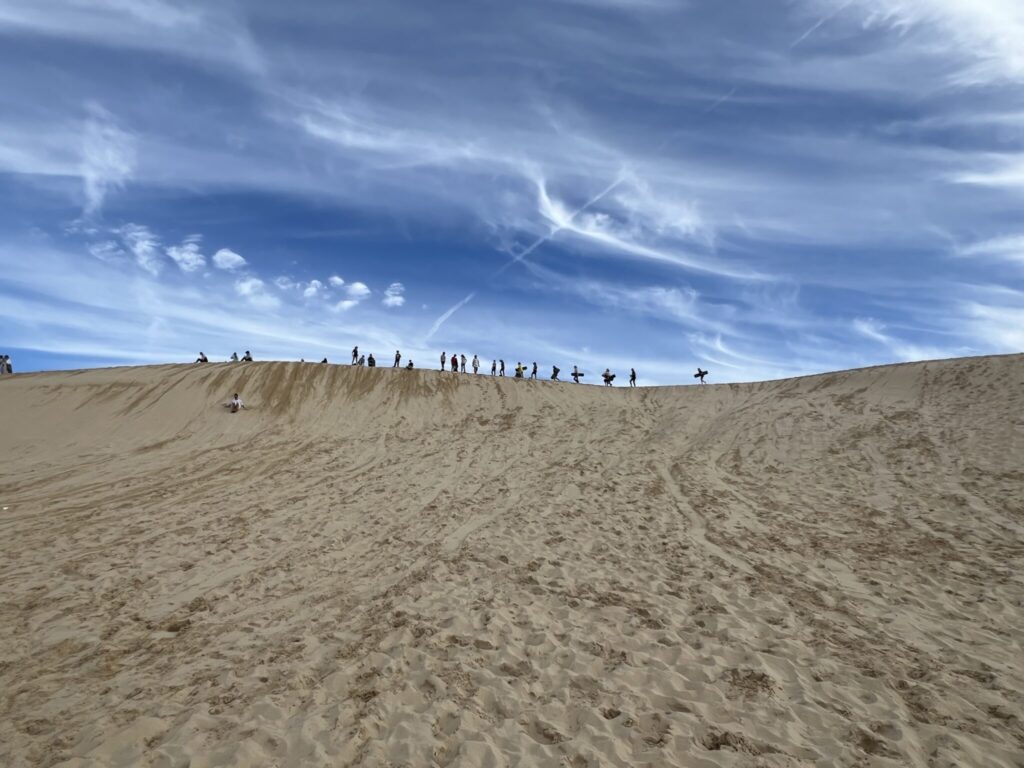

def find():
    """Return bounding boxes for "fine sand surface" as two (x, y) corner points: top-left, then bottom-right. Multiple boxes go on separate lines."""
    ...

(1, 356), (1023, 767)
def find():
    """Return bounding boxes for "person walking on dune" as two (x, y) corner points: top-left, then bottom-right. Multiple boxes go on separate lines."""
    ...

(551, 365), (560, 381)
(394, 350), (401, 367)
(440, 351), (447, 371)
(460, 354), (467, 373)
(530, 362), (538, 380)
(499, 360), (506, 377)
(695, 367), (708, 384)
(491, 360), (497, 376)
(602, 369), (615, 386)
(571, 365), (583, 383)
(472, 355), (480, 374)
(195, 352), (208, 363)
(629, 368), (637, 387)
(352, 346), (358, 364)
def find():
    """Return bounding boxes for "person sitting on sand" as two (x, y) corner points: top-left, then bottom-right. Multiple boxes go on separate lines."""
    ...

(227, 393), (246, 413)
(406, 360), (414, 369)
(551, 365), (560, 381)
(195, 352), (208, 363)
(321, 357), (328, 364)
(695, 367), (708, 384)
(230, 352), (239, 362)
(357, 354), (365, 366)
(241, 351), (253, 362)
(368, 353), (376, 367)
(602, 369), (615, 386)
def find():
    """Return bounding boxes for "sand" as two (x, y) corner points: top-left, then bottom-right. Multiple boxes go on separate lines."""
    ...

(1, 355), (1022, 767)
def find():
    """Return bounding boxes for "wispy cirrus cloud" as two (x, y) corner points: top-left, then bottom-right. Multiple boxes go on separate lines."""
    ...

(80, 104), (136, 216)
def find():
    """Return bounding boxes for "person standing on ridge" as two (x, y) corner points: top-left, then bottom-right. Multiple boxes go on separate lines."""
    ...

(629, 368), (637, 387)
(394, 350), (401, 367)
(695, 367), (708, 384)
(571, 365), (583, 383)
(352, 346), (359, 364)
(472, 355), (480, 374)
(499, 360), (505, 377)
(491, 360), (497, 376)
(530, 362), (538, 380)
(441, 351), (447, 371)
(452, 355), (459, 375)
(602, 369), (615, 386)
(514, 362), (525, 378)
(460, 354), (467, 373)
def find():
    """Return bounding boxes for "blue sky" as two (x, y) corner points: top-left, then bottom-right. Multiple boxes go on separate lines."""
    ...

(1, 0), (1022, 384)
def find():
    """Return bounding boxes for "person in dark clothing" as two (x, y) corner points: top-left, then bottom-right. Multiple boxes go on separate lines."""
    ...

(629, 368), (637, 387)
(695, 368), (708, 384)
(460, 354), (467, 373)
(357, 354), (365, 366)
(452, 355), (459, 375)
(195, 352), (208, 363)
(530, 362), (538, 380)
(352, 346), (359, 364)
(241, 351), (253, 362)
(491, 360), (497, 376)
(321, 357), (328, 364)
(551, 366), (560, 381)
(602, 369), (615, 386)
(406, 360), (414, 369)
(394, 350), (401, 367)
(368, 354), (376, 367)
(571, 365), (583, 383)
(499, 360), (505, 377)
(441, 351), (447, 371)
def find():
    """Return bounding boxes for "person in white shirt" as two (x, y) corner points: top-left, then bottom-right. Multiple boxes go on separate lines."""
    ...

(228, 393), (245, 413)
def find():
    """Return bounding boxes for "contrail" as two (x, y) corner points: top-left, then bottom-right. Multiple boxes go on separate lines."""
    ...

(791, 0), (854, 48)
(703, 86), (737, 114)
(425, 173), (628, 339)
(424, 291), (476, 341)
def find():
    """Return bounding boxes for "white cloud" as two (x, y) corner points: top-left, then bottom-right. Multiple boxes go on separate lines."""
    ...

(382, 282), (405, 307)
(303, 279), (324, 298)
(166, 235), (205, 272)
(212, 247), (246, 270)
(235, 276), (280, 309)
(88, 240), (125, 264)
(958, 235), (1024, 265)
(328, 275), (345, 287)
(274, 276), (297, 290)
(334, 299), (359, 311)
(80, 103), (136, 216)
(346, 281), (371, 299)
(117, 223), (162, 275)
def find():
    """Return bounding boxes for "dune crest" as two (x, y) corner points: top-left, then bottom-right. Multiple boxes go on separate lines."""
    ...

(2, 355), (1023, 767)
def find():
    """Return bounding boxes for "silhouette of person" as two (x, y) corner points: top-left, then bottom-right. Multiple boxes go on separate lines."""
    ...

(321, 357), (328, 364)
(241, 351), (253, 362)
(406, 360), (414, 369)
(571, 365), (582, 383)
(195, 352), (208, 363)
(602, 369), (615, 386)
(452, 354), (459, 374)
(491, 360), (497, 376)
(551, 366), (560, 381)
(530, 362), (538, 380)
(394, 350), (401, 367)
(629, 368), (637, 387)
(441, 351), (447, 371)
(460, 354), (467, 373)
(230, 352), (239, 362)
(499, 360), (505, 377)
(695, 368), (708, 384)
(368, 354), (376, 367)
(351, 346), (358, 364)
(472, 355), (480, 374)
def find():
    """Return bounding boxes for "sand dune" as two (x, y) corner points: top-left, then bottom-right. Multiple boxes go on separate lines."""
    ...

(1, 355), (1022, 767)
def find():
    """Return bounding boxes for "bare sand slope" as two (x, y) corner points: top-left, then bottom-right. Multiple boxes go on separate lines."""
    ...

(1, 356), (1022, 767)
